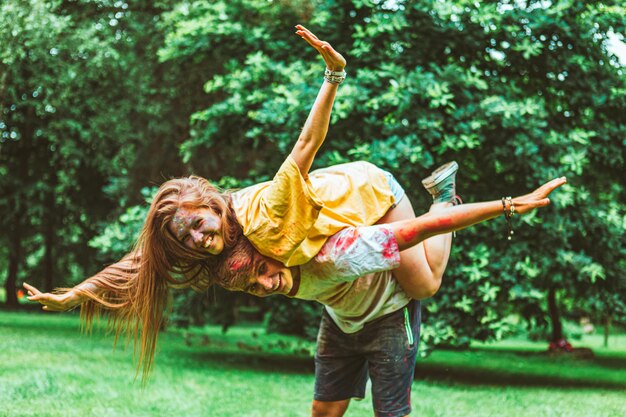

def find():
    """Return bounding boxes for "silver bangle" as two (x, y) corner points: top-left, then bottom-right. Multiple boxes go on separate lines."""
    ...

(324, 68), (346, 84)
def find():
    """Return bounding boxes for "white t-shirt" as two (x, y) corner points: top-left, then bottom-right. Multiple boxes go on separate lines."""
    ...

(292, 225), (410, 333)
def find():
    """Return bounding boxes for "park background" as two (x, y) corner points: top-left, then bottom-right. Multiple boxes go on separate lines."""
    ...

(1, 0), (625, 416)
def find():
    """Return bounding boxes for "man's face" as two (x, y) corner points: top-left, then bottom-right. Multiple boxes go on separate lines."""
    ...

(230, 253), (294, 297)
(168, 206), (224, 255)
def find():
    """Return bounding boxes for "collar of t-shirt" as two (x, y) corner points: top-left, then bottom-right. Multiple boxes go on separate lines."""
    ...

(286, 266), (301, 297)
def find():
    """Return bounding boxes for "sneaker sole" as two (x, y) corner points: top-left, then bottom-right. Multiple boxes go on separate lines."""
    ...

(421, 161), (459, 189)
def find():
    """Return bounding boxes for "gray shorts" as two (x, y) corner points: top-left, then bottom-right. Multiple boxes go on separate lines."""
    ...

(382, 170), (406, 208)
(314, 300), (421, 417)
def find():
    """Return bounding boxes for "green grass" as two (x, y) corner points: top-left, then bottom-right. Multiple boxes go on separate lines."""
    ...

(1, 311), (625, 417)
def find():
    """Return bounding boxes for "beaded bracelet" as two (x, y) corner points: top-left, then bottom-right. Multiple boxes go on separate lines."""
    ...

(502, 196), (515, 240)
(324, 68), (347, 84)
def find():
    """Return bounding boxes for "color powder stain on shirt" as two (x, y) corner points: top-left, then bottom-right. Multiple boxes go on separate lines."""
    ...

(333, 228), (360, 253)
(317, 243), (327, 256)
(380, 228), (398, 259)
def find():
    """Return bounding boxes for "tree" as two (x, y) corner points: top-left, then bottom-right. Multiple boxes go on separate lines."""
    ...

(0, 0), (192, 305)
(154, 0), (626, 345)
(5, 0), (623, 350)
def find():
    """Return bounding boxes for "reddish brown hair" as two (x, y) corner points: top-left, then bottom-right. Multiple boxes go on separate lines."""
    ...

(66, 176), (245, 381)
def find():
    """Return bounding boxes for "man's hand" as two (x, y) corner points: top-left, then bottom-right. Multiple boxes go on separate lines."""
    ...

(23, 283), (83, 311)
(295, 24), (346, 71)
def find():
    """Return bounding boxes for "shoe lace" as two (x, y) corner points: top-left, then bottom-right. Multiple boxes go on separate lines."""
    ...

(451, 195), (463, 238)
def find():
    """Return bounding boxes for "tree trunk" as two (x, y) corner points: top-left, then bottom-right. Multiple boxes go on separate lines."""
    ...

(547, 286), (574, 352)
(547, 286), (563, 342)
(43, 185), (56, 293)
(4, 227), (22, 308)
(604, 315), (611, 348)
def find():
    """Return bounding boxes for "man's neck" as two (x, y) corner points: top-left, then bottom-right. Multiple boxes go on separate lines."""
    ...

(287, 266), (300, 297)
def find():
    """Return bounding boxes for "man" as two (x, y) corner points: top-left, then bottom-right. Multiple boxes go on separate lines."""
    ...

(214, 173), (565, 417)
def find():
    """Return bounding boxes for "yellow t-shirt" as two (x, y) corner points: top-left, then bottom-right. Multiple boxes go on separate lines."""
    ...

(231, 156), (395, 266)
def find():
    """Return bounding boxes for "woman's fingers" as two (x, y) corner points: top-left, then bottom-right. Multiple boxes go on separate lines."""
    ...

(23, 286), (66, 311)
(25, 287), (46, 302)
(539, 177), (567, 198)
(297, 32), (321, 50)
(27, 293), (47, 303)
(23, 283), (55, 309)
(548, 176), (567, 189)
(295, 24), (346, 70)
(296, 26), (321, 46)
(296, 24), (319, 41)
(23, 283), (41, 297)
(537, 198), (550, 207)
(513, 177), (566, 214)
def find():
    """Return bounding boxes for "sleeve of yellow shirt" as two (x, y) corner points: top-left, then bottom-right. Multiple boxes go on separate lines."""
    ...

(232, 157), (396, 267)
(232, 156), (324, 264)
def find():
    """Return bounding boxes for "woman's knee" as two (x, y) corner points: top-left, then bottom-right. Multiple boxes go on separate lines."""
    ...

(393, 258), (443, 300)
(397, 275), (441, 299)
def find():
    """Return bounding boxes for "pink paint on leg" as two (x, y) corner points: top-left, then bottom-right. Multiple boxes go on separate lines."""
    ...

(398, 227), (418, 242)
(435, 217), (453, 229)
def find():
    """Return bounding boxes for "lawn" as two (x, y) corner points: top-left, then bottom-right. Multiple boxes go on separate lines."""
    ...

(1, 310), (625, 417)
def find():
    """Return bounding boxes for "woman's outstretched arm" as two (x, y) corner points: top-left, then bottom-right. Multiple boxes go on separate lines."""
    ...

(391, 177), (567, 250)
(23, 282), (93, 311)
(289, 24), (346, 177)
(24, 251), (139, 312)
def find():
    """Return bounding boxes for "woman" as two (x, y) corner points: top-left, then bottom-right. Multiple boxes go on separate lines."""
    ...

(22, 25), (420, 379)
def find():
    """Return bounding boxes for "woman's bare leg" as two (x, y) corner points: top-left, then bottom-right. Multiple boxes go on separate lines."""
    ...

(376, 196), (452, 299)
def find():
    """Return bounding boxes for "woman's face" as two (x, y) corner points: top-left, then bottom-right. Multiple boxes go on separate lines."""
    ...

(168, 206), (224, 255)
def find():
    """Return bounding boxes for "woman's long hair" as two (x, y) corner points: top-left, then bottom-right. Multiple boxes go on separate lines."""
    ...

(64, 176), (244, 382)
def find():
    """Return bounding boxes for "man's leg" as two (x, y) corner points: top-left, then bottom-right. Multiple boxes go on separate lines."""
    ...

(311, 399), (350, 417)
(366, 300), (421, 417)
(313, 310), (368, 417)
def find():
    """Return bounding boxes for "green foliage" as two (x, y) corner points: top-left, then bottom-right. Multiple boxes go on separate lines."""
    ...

(3, 0), (625, 347)
(88, 189), (154, 260)
(0, 0), (191, 293)
(154, 0), (626, 344)
(264, 297), (323, 340)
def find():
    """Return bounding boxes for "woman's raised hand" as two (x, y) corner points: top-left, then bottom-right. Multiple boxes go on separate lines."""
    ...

(23, 283), (83, 311)
(295, 24), (346, 71)
(513, 177), (567, 215)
